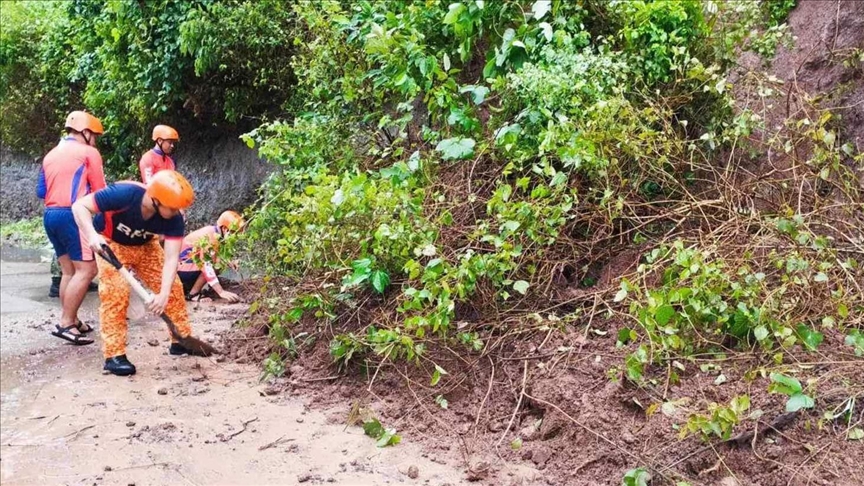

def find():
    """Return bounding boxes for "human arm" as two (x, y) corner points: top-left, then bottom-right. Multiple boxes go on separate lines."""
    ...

(139, 153), (154, 184)
(71, 194), (108, 252)
(149, 237), (183, 314)
(36, 167), (46, 199)
(86, 150), (107, 192)
(202, 262), (239, 302)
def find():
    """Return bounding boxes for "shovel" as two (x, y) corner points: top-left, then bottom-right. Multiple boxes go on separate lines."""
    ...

(97, 243), (220, 356)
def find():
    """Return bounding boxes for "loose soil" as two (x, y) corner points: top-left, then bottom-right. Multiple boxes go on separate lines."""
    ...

(0, 259), (476, 486)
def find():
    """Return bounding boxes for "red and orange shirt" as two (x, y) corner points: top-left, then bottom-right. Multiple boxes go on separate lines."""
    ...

(36, 137), (106, 208)
(138, 147), (175, 184)
(178, 225), (222, 285)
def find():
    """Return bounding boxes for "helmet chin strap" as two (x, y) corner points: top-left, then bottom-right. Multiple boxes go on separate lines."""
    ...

(82, 130), (93, 146)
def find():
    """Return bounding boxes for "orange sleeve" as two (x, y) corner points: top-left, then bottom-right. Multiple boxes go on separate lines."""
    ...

(139, 152), (154, 184)
(87, 150), (107, 192)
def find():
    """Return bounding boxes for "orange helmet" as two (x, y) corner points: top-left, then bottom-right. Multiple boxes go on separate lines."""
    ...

(217, 210), (244, 232)
(152, 125), (179, 141)
(65, 111), (104, 134)
(146, 170), (194, 210)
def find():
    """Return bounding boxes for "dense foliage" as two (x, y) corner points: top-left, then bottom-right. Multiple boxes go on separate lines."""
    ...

(0, 0), (297, 173)
(236, 0), (860, 384)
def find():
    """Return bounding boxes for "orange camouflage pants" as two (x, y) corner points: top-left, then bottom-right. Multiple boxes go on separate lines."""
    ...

(96, 239), (191, 359)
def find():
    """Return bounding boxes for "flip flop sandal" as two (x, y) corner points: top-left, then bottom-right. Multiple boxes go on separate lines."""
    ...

(51, 324), (95, 346)
(75, 319), (94, 334)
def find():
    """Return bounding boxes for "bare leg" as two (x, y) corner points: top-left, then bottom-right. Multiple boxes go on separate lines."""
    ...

(188, 273), (208, 295)
(56, 255), (74, 308)
(60, 259), (97, 329)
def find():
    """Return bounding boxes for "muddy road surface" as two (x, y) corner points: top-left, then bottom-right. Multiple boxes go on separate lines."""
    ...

(0, 258), (468, 485)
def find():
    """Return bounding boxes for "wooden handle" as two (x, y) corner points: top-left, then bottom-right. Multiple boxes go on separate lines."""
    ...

(118, 267), (154, 304)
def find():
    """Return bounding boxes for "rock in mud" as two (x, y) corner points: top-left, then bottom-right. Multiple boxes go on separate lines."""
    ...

(157, 388), (168, 395)
(406, 465), (419, 479)
(531, 447), (553, 467)
(126, 421), (136, 427)
(466, 461), (491, 482)
(147, 338), (159, 347)
(519, 420), (540, 441)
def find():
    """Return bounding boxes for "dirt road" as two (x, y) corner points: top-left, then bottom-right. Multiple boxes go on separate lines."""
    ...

(0, 257), (468, 485)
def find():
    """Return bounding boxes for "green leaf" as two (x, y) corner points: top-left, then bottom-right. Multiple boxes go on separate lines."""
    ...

(363, 419), (385, 438)
(795, 324), (824, 351)
(730, 395), (750, 415)
(430, 364), (448, 386)
(531, 0), (551, 20)
(435, 394), (448, 409)
(837, 303), (849, 318)
(769, 373), (802, 396)
(622, 467), (651, 486)
(459, 84), (490, 105)
(753, 325), (769, 341)
(614, 287), (628, 303)
(370, 270), (390, 294)
(376, 428), (401, 447)
(813, 272), (828, 283)
(443, 3), (466, 25)
(844, 330), (864, 356)
(654, 305), (675, 326)
(786, 393), (815, 412)
(617, 328), (634, 345)
(510, 437), (522, 450)
(436, 137), (476, 160)
(512, 280), (529, 295)
(848, 427), (864, 441)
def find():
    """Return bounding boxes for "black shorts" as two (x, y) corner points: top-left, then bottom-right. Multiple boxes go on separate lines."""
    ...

(177, 271), (201, 294)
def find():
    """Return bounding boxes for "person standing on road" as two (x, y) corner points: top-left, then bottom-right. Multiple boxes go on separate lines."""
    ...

(37, 110), (107, 345)
(139, 125), (179, 184)
(71, 170), (205, 376)
(177, 210), (243, 302)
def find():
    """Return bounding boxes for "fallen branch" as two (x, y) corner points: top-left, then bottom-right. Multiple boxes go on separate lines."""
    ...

(258, 435), (294, 451)
(218, 417), (259, 443)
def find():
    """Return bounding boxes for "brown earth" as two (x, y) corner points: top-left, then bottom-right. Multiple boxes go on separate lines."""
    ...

(0, 259), (476, 486)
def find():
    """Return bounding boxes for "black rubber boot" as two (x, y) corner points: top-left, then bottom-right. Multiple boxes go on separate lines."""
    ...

(104, 355), (136, 376)
(87, 281), (99, 292)
(49, 276), (61, 298)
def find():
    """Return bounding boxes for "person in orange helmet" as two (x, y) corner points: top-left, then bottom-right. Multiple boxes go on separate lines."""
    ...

(139, 125), (179, 184)
(177, 210), (243, 302)
(71, 170), (204, 376)
(37, 110), (107, 345)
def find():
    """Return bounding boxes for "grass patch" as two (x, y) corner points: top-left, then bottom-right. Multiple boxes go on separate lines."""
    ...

(0, 217), (48, 248)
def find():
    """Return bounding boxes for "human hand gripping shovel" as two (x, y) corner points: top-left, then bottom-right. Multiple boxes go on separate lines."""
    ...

(97, 244), (220, 356)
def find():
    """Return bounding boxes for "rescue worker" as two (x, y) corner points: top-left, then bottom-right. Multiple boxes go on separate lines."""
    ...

(139, 125), (178, 184)
(37, 110), (106, 345)
(177, 210), (243, 302)
(71, 170), (205, 376)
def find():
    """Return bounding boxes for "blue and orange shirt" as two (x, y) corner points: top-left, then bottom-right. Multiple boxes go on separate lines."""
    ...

(92, 182), (185, 246)
(37, 137), (106, 208)
(139, 147), (175, 184)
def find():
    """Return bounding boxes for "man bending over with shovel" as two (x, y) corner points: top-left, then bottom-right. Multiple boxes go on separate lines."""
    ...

(72, 170), (212, 376)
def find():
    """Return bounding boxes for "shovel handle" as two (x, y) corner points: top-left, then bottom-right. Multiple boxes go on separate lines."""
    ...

(97, 244), (155, 304)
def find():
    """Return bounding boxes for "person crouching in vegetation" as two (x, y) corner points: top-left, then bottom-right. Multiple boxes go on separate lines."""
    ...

(71, 170), (206, 376)
(38, 111), (107, 345)
(177, 210), (243, 303)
